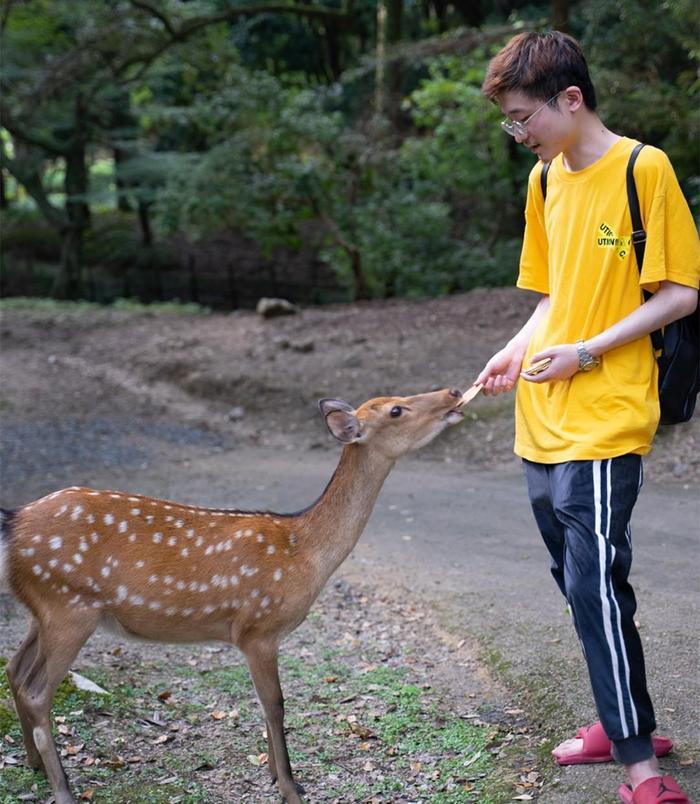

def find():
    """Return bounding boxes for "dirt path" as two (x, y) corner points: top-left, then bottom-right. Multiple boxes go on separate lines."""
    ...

(1, 294), (698, 802)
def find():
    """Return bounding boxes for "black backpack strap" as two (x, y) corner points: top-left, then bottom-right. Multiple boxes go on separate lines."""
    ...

(627, 143), (647, 274)
(540, 161), (551, 201)
(627, 143), (664, 353)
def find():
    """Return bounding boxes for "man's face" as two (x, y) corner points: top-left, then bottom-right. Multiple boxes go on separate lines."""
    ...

(498, 90), (573, 162)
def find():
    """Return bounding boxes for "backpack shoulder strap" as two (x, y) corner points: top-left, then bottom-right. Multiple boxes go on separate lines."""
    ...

(540, 161), (551, 201)
(627, 143), (664, 353)
(627, 143), (647, 273)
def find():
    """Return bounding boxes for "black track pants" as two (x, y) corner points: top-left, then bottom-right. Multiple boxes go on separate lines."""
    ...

(523, 455), (656, 764)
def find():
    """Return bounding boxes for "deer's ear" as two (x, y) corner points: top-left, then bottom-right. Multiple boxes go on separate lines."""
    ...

(318, 398), (361, 443)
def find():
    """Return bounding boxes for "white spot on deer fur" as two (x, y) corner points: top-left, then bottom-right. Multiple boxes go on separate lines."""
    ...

(128, 497), (139, 502)
(181, 547), (189, 557)
(164, 505), (172, 510)
(195, 536), (204, 547)
(91, 532), (99, 543)
(118, 521), (128, 534)
(129, 533), (137, 542)
(256, 534), (264, 543)
(86, 514), (96, 524)
(234, 530), (242, 539)
(186, 529), (195, 539)
(148, 601), (161, 611)
(267, 545), (276, 555)
(49, 536), (62, 550)
(32, 564), (42, 576)
(73, 554), (83, 565)
(20, 548), (35, 557)
(204, 545), (214, 556)
(182, 608), (194, 617)
(145, 515), (155, 524)
(164, 576), (173, 585)
(250, 589), (259, 598)
(116, 586), (128, 603)
(289, 533), (298, 546)
(230, 575), (239, 586)
(261, 595), (270, 608)
(101, 566), (111, 578)
(273, 568), (283, 581)
(148, 575), (159, 584)
(153, 532), (163, 544)
(104, 514), (114, 526)
(165, 607), (177, 616)
(202, 605), (216, 615)
(135, 560), (145, 568)
(54, 505), (68, 518)
(79, 539), (88, 552)
(69, 595), (81, 605)
(130, 508), (141, 516)
(175, 520), (184, 528)
(63, 563), (74, 573)
(167, 537), (177, 547)
(60, 585), (69, 594)
(129, 595), (144, 606)
(49, 558), (58, 569)
(70, 505), (83, 520)
(32, 535), (42, 543)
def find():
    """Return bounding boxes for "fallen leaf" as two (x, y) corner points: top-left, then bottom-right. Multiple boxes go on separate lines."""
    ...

(210, 711), (227, 721)
(246, 753), (268, 767)
(157, 690), (173, 702)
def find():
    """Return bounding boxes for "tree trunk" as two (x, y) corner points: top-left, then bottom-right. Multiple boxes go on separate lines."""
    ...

(374, 0), (403, 120)
(552, 0), (570, 32)
(114, 148), (133, 212)
(138, 199), (153, 246)
(53, 142), (89, 299)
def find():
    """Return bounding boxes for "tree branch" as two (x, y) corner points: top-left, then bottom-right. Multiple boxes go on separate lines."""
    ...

(0, 143), (67, 229)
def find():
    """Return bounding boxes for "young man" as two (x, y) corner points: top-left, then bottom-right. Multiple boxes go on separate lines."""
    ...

(476, 32), (699, 804)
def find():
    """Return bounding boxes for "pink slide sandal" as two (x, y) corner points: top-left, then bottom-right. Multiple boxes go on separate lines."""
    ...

(553, 721), (673, 766)
(618, 775), (691, 803)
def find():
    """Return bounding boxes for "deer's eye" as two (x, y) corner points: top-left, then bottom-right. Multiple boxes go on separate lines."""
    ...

(390, 406), (402, 418)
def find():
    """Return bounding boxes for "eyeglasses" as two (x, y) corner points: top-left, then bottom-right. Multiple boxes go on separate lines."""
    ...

(500, 92), (562, 138)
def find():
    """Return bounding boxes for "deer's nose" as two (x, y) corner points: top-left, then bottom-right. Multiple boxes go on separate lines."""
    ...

(448, 388), (462, 399)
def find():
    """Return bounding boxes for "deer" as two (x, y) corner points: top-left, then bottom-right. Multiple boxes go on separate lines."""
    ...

(0, 387), (468, 803)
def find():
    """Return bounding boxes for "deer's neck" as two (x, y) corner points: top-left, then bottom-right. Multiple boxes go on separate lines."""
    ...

(299, 444), (394, 584)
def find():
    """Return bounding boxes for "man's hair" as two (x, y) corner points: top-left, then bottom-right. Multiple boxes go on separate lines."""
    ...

(481, 31), (597, 111)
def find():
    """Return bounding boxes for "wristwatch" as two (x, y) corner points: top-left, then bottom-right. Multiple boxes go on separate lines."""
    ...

(576, 340), (601, 372)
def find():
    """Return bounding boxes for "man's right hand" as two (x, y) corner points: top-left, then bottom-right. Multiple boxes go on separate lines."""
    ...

(476, 345), (526, 396)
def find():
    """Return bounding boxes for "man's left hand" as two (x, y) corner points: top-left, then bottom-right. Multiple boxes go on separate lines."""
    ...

(520, 344), (580, 383)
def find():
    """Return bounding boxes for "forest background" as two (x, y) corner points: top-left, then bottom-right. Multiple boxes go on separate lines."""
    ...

(1, 0), (698, 309)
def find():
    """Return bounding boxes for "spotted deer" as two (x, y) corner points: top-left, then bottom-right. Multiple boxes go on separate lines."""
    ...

(0, 388), (465, 803)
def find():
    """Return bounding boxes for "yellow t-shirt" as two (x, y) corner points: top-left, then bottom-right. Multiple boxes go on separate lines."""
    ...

(516, 137), (700, 463)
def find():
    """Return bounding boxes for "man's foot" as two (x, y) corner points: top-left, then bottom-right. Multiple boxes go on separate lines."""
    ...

(552, 722), (673, 766)
(618, 775), (690, 803)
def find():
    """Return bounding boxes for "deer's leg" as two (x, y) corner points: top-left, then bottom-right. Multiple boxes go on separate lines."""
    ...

(243, 640), (305, 804)
(15, 612), (98, 804)
(6, 619), (44, 769)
